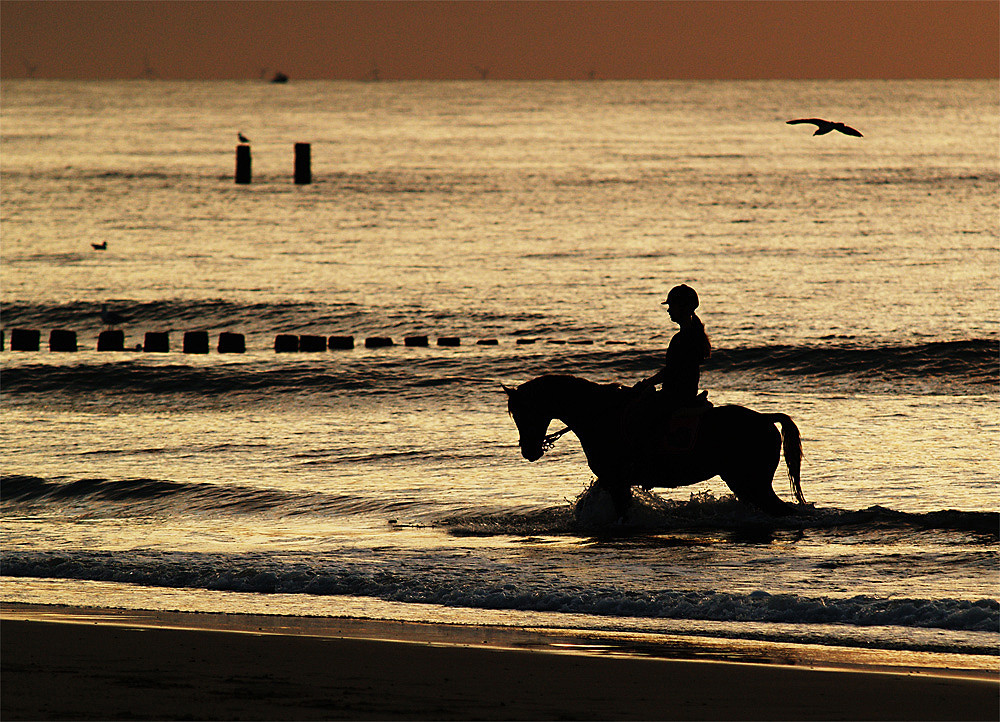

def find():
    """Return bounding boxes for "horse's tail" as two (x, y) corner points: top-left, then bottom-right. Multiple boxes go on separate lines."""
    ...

(767, 413), (806, 504)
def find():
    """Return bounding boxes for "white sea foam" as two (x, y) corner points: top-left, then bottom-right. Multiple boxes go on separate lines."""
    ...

(3, 550), (997, 639)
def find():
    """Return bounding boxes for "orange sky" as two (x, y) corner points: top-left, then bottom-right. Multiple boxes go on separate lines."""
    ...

(1, 0), (997, 80)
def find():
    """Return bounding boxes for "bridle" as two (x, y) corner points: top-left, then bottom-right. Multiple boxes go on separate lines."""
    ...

(505, 384), (572, 452)
(540, 425), (572, 451)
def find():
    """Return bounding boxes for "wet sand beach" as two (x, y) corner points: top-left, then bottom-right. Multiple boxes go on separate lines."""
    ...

(2, 604), (997, 721)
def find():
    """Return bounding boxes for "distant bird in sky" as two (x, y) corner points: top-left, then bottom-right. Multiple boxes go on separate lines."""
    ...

(238, 132), (250, 143)
(786, 118), (863, 137)
(100, 303), (128, 330)
(91, 241), (107, 250)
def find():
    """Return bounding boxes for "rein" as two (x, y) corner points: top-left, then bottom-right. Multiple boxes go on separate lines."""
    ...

(541, 426), (572, 451)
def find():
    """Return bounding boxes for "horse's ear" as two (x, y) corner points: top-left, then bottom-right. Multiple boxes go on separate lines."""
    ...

(501, 383), (515, 397)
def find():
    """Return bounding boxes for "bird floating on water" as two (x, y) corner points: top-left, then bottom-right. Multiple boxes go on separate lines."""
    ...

(786, 118), (863, 137)
(100, 303), (128, 330)
(91, 241), (107, 250)
(238, 132), (250, 143)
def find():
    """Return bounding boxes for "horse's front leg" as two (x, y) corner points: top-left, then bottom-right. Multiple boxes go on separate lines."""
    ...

(597, 478), (633, 522)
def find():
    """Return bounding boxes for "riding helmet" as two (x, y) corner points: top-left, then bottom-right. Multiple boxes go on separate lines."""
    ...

(662, 284), (699, 310)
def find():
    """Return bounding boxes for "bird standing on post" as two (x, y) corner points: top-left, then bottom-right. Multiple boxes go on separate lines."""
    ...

(238, 132), (250, 144)
(100, 304), (128, 330)
(786, 118), (863, 137)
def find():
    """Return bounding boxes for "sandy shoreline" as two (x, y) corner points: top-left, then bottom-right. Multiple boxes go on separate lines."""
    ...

(3, 604), (998, 721)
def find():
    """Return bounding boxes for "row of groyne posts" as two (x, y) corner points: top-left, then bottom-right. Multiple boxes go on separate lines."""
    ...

(3, 328), (245, 353)
(236, 143), (310, 184)
(2, 328), (616, 353)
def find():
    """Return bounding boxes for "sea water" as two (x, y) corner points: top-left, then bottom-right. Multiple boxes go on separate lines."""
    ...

(1, 80), (997, 666)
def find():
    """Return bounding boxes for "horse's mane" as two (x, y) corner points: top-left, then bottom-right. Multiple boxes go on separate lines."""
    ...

(518, 374), (630, 407)
(520, 374), (622, 392)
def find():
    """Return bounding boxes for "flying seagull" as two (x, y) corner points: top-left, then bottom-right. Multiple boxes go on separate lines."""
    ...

(238, 132), (250, 143)
(786, 118), (863, 137)
(100, 303), (129, 330)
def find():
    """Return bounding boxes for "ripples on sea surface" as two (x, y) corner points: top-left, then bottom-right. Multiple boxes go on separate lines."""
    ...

(1, 80), (997, 667)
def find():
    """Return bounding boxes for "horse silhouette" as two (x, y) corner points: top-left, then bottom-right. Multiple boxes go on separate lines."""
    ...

(504, 374), (805, 519)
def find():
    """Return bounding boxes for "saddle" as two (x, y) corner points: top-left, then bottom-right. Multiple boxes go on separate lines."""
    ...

(661, 402), (709, 452)
(625, 389), (712, 455)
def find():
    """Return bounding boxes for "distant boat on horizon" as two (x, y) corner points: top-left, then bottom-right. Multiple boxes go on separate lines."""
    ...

(138, 55), (158, 80)
(21, 56), (38, 78)
(270, 72), (289, 84)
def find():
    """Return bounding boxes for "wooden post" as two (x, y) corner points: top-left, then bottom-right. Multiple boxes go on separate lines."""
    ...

(328, 335), (355, 350)
(235, 144), (252, 184)
(49, 329), (78, 352)
(183, 331), (209, 354)
(11, 328), (40, 351)
(294, 143), (311, 184)
(299, 335), (326, 352)
(97, 330), (125, 351)
(143, 332), (169, 352)
(274, 334), (299, 352)
(218, 332), (245, 353)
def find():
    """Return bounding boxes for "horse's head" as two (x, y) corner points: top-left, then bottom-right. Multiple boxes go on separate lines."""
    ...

(503, 383), (552, 462)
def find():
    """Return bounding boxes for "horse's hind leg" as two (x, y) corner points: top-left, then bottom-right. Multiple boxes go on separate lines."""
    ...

(724, 472), (792, 516)
(721, 443), (792, 516)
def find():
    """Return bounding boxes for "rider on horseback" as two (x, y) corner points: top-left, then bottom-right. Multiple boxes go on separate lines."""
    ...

(633, 284), (711, 405)
(507, 286), (806, 514)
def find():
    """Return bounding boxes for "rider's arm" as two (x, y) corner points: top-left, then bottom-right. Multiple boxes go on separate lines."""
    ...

(635, 367), (667, 390)
(634, 331), (696, 391)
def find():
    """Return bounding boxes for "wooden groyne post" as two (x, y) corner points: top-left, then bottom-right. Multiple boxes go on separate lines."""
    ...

(299, 334), (326, 352)
(274, 334), (299, 352)
(97, 330), (125, 351)
(218, 332), (246, 353)
(235, 144), (252, 184)
(183, 331), (209, 354)
(49, 329), (78, 352)
(143, 332), (169, 353)
(294, 143), (311, 184)
(328, 335), (354, 350)
(10, 328), (40, 351)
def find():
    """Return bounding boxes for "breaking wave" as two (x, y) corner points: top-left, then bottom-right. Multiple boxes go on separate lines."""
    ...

(445, 486), (999, 541)
(2, 548), (996, 638)
(0, 475), (433, 519)
(4, 475), (997, 541)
